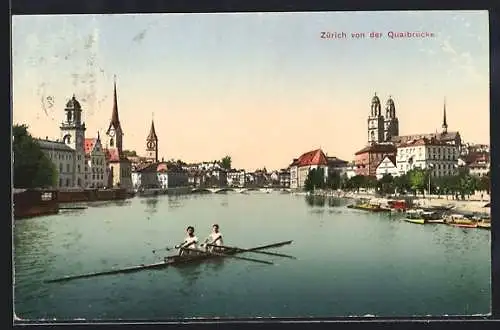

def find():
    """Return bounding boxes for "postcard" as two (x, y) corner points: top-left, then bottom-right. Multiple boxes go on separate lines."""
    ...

(12, 10), (490, 321)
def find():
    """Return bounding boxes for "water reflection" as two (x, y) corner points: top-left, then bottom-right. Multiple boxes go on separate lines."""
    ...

(142, 197), (159, 215)
(305, 195), (347, 208)
(167, 196), (186, 210)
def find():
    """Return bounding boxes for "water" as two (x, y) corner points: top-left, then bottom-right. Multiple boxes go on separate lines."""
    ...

(13, 192), (491, 320)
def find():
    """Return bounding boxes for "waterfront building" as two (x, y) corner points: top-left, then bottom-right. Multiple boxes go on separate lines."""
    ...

(390, 100), (462, 149)
(60, 95), (87, 188)
(375, 155), (399, 180)
(84, 132), (108, 188)
(354, 144), (396, 177)
(289, 149), (328, 189)
(133, 163), (161, 189)
(227, 169), (246, 187)
(395, 137), (459, 177)
(465, 152), (490, 177)
(145, 117), (159, 163)
(36, 138), (76, 188)
(104, 78), (133, 190)
(278, 169), (291, 187)
(326, 155), (349, 178)
(156, 162), (189, 189)
(339, 162), (357, 179)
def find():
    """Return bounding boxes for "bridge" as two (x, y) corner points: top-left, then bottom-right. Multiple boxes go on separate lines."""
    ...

(190, 187), (290, 194)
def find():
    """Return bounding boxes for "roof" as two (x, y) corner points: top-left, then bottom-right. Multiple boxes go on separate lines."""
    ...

(84, 138), (97, 154)
(65, 95), (81, 109)
(147, 120), (158, 141)
(36, 139), (75, 152)
(391, 131), (460, 144)
(290, 149), (328, 167)
(327, 156), (348, 166)
(376, 155), (396, 168)
(397, 137), (450, 148)
(104, 148), (129, 162)
(355, 143), (396, 155)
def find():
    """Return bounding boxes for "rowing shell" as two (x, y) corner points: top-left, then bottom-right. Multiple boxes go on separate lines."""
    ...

(45, 240), (293, 283)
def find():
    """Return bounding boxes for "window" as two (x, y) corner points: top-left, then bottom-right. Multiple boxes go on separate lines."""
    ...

(92, 174), (95, 180)
(59, 163), (63, 172)
(66, 178), (70, 186)
(59, 179), (62, 187)
(78, 164), (81, 172)
(66, 164), (70, 172)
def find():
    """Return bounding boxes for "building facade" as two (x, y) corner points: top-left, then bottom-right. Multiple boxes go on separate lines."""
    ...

(395, 137), (459, 177)
(227, 169), (246, 187)
(84, 132), (108, 188)
(354, 144), (397, 177)
(37, 138), (76, 188)
(375, 155), (399, 180)
(289, 149), (328, 189)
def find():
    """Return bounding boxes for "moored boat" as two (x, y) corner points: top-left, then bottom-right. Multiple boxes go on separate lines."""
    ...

(445, 214), (478, 228)
(404, 209), (425, 224)
(477, 220), (491, 230)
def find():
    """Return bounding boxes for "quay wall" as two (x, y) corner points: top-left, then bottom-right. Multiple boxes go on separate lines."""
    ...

(57, 188), (130, 203)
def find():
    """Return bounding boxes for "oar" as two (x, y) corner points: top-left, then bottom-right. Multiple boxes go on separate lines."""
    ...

(205, 243), (296, 259)
(179, 247), (273, 265)
(152, 240), (196, 253)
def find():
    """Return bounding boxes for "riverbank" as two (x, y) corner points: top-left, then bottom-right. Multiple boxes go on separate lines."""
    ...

(303, 190), (491, 216)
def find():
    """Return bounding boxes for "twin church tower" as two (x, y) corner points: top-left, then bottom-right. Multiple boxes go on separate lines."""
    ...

(367, 93), (399, 144)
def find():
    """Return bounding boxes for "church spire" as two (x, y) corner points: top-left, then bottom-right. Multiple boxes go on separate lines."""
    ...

(147, 116), (158, 141)
(107, 75), (121, 133)
(442, 98), (448, 134)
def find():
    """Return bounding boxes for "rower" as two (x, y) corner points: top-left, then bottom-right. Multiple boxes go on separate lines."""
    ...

(175, 226), (199, 256)
(202, 224), (224, 252)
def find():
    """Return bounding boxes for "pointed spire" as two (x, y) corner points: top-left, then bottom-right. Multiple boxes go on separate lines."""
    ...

(107, 76), (121, 133)
(97, 131), (100, 141)
(147, 116), (158, 141)
(442, 97), (448, 133)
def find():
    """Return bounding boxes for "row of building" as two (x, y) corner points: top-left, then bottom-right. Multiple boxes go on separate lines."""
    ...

(286, 94), (490, 190)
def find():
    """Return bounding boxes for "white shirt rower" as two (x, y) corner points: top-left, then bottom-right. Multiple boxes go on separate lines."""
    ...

(176, 226), (199, 256)
(203, 224), (224, 252)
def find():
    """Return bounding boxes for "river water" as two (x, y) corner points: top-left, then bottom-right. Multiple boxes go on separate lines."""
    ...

(13, 191), (491, 320)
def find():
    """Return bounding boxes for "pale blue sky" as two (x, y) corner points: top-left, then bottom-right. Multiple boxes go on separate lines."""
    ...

(12, 11), (489, 169)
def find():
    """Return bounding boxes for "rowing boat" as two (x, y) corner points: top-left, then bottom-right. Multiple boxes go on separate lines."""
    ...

(45, 240), (293, 283)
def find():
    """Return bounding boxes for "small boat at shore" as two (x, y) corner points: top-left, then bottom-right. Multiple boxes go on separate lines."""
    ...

(403, 209), (445, 224)
(477, 221), (491, 229)
(445, 214), (478, 228)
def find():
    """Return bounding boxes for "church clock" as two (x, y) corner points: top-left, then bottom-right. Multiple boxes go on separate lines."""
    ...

(147, 141), (155, 149)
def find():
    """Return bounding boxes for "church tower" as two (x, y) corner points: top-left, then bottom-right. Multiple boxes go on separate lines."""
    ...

(60, 94), (86, 187)
(383, 95), (399, 142)
(106, 76), (124, 154)
(441, 98), (448, 134)
(145, 115), (159, 163)
(367, 93), (385, 144)
(105, 76), (132, 190)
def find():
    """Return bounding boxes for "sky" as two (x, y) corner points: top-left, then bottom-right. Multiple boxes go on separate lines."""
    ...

(12, 11), (489, 170)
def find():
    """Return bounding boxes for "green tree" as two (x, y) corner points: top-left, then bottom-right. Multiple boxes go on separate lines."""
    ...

(13, 124), (57, 188)
(304, 167), (326, 192)
(123, 150), (137, 157)
(378, 174), (395, 195)
(221, 155), (232, 170)
(478, 174), (490, 194)
(348, 175), (366, 192)
(326, 170), (341, 190)
(393, 174), (410, 194)
(407, 168), (427, 196)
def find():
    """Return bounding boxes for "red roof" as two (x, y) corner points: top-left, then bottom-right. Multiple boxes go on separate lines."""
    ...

(84, 138), (97, 155)
(355, 143), (396, 155)
(291, 149), (328, 167)
(104, 148), (120, 162)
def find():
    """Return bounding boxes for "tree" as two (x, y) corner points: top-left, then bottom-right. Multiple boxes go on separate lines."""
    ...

(407, 168), (427, 196)
(348, 175), (366, 192)
(478, 175), (490, 194)
(326, 170), (341, 190)
(393, 174), (410, 194)
(13, 124), (57, 188)
(123, 150), (137, 157)
(378, 174), (395, 195)
(304, 167), (326, 192)
(221, 155), (232, 170)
